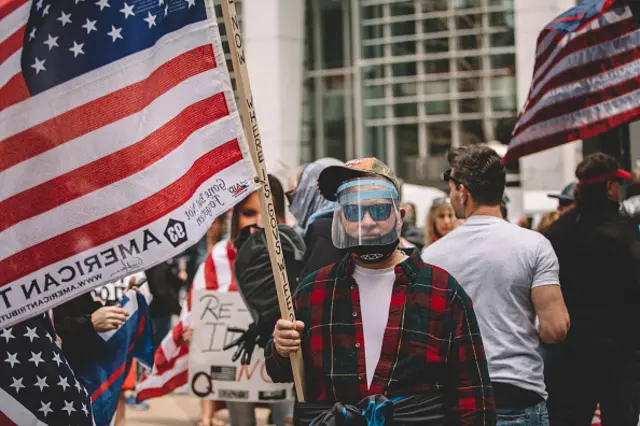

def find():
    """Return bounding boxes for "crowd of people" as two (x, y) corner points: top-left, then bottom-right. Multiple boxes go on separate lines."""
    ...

(16, 148), (639, 426)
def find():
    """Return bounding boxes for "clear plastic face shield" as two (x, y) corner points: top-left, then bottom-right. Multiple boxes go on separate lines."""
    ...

(332, 178), (402, 250)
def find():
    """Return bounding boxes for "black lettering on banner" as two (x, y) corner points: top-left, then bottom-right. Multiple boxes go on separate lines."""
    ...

(43, 273), (60, 292)
(75, 260), (86, 276)
(100, 248), (119, 267)
(0, 288), (12, 309)
(84, 255), (102, 273)
(21, 279), (41, 300)
(58, 266), (76, 283)
(118, 240), (140, 259)
(142, 229), (162, 251)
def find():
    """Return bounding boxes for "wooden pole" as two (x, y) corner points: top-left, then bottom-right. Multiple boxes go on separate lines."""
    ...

(214, 0), (306, 403)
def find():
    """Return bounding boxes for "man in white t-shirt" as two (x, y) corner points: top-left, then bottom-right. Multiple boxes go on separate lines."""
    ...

(423, 145), (570, 426)
(265, 158), (496, 425)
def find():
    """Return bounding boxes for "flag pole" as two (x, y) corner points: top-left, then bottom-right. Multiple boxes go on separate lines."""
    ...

(213, 0), (306, 403)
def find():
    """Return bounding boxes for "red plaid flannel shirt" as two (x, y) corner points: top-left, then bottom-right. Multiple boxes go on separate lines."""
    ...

(265, 249), (496, 424)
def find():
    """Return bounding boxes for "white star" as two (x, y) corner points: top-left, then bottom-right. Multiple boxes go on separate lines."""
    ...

(62, 401), (76, 416)
(43, 34), (59, 50)
(29, 351), (44, 367)
(24, 326), (39, 342)
(81, 403), (89, 416)
(185, 0), (195, 7)
(57, 376), (70, 391)
(75, 379), (83, 393)
(57, 11), (72, 27)
(42, 4), (50, 16)
(144, 12), (157, 28)
(46, 331), (54, 342)
(164, 4), (168, 16)
(82, 18), (97, 34)
(5, 352), (19, 368)
(34, 376), (48, 391)
(31, 57), (46, 74)
(29, 27), (37, 41)
(52, 352), (63, 366)
(158, 0), (164, 5)
(38, 401), (53, 417)
(10, 377), (25, 393)
(96, 0), (110, 11)
(69, 41), (85, 58)
(1, 328), (14, 343)
(36, 0), (43, 10)
(75, 0), (86, 3)
(119, 2), (135, 19)
(107, 26), (123, 42)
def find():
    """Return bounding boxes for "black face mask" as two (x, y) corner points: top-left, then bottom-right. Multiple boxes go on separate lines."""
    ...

(343, 239), (399, 264)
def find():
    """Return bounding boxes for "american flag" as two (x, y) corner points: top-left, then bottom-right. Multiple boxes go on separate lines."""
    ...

(504, 0), (640, 163)
(0, 0), (257, 328)
(0, 314), (93, 425)
(136, 238), (237, 401)
(75, 288), (153, 426)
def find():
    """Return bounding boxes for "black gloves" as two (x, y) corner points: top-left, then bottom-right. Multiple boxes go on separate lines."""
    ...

(223, 321), (259, 365)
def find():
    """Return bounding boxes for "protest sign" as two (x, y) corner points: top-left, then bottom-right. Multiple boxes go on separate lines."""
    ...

(188, 290), (293, 402)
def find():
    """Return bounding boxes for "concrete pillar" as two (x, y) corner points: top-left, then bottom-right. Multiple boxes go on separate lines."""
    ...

(514, 0), (582, 192)
(243, 0), (305, 173)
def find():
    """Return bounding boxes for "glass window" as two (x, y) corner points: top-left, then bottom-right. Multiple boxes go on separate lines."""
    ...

(362, 5), (382, 20)
(460, 120), (486, 144)
(395, 124), (420, 179)
(491, 95), (517, 112)
(424, 79), (450, 95)
(319, 1), (345, 69)
(427, 122), (452, 155)
(363, 64), (385, 80)
(364, 45), (385, 59)
(365, 105), (386, 119)
(458, 35), (479, 50)
(490, 30), (515, 48)
(364, 84), (385, 99)
(423, 17), (448, 34)
(391, 21), (416, 36)
(458, 77), (482, 93)
(421, 0), (448, 12)
(393, 82), (418, 97)
(424, 38), (449, 53)
(456, 14), (480, 30)
(363, 24), (383, 40)
(392, 62), (417, 77)
(455, 0), (481, 9)
(488, 0), (514, 7)
(364, 126), (386, 159)
(490, 11), (514, 27)
(490, 75), (515, 93)
(394, 102), (418, 117)
(459, 98), (481, 113)
(392, 40), (417, 56)
(390, 2), (415, 17)
(425, 101), (451, 115)
(490, 53), (516, 70)
(457, 56), (481, 71)
(424, 59), (450, 74)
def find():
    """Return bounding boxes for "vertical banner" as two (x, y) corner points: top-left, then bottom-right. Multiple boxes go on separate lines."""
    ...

(0, 0), (258, 328)
(188, 290), (293, 402)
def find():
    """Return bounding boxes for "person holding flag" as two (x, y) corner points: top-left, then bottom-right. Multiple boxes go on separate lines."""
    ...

(266, 158), (496, 425)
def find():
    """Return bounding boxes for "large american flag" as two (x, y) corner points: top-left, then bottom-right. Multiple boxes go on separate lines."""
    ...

(0, 0), (257, 328)
(0, 314), (93, 425)
(504, 0), (640, 163)
(136, 238), (237, 401)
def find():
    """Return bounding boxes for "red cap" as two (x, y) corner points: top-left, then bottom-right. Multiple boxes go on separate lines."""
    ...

(578, 169), (632, 185)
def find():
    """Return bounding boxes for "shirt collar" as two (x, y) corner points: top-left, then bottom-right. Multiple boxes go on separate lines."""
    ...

(336, 247), (422, 284)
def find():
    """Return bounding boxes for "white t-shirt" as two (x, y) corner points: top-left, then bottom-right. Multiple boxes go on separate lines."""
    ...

(422, 215), (559, 399)
(353, 264), (395, 389)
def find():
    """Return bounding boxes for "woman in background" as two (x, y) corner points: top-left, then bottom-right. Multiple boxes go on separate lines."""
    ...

(421, 197), (457, 251)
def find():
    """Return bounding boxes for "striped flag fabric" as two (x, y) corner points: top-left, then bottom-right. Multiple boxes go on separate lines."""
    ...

(0, 0), (258, 329)
(74, 288), (153, 426)
(504, 0), (640, 163)
(136, 239), (237, 402)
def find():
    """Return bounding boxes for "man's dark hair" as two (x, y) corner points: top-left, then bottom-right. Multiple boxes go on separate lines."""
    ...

(269, 174), (286, 222)
(574, 153), (619, 206)
(448, 145), (506, 206)
(627, 168), (640, 198)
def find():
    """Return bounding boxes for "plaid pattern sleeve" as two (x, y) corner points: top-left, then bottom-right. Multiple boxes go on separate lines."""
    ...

(445, 273), (496, 424)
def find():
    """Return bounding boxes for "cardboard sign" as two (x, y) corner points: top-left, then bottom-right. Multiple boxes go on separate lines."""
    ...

(188, 290), (293, 402)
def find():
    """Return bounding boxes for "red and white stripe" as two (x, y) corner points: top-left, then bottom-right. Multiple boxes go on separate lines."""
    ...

(0, 387), (49, 426)
(136, 240), (237, 402)
(504, 2), (640, 162)
(0, 1), (256, 327)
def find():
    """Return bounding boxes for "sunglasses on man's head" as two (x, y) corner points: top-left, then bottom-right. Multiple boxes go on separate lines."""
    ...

(443, 169), (459, 184)
(343, 204), (393, 222)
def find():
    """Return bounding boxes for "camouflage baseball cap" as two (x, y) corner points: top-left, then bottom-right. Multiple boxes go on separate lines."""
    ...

(318, 157), (401, 201)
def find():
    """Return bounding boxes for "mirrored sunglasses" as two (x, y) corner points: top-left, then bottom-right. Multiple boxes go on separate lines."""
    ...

(343, 204), (393, 222)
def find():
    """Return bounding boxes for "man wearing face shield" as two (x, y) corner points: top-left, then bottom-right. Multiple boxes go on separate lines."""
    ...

(265, 158), (496, 425)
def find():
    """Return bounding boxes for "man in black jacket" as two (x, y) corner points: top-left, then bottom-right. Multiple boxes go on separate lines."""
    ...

(544, 153), (640, 425)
